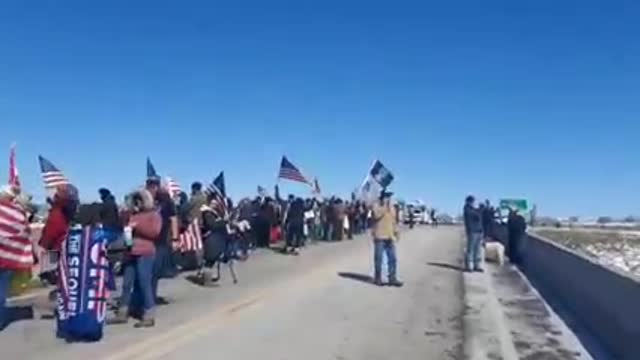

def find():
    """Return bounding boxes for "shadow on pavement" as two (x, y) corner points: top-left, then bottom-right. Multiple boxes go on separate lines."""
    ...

(1, 306), (35, 331)
(185, 274), (220, 288)
(337, 272), (374, 285)
(427, 262), (465, 272)
(266, 246), (290, 256)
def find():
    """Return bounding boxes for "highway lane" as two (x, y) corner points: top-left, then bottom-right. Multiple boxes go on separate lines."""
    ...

(0, 227), (465, 360)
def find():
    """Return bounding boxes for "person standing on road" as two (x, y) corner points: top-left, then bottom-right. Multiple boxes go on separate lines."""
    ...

(481, 200), (495, 241)
(108, 189), (161, 328)
(334, 199), (346, 241)
(346, 202), (356, 239)
(408, 206), (416, 229)
(146, 177), (179, 305)
(430, 209), (438, 227)
(321, 200), (332, 241)
(188, 182), (207, 224)
(284, 197), (305, 255)
(99, 188), (123, 237)
(463, 195), (484, 272)
(371, 191), (403, 287)
(507, 209), (527, 265)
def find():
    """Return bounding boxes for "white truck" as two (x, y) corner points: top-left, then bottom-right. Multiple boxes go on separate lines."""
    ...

(403, 202), (427, 224)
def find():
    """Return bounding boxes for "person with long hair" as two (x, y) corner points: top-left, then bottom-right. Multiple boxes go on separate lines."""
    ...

(108, 189), (161, 327)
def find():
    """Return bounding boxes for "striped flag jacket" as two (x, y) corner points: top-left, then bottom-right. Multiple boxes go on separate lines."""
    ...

(0, 198), (33, 271)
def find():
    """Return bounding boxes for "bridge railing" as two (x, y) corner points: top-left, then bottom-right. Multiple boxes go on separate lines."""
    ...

(494, 226), (640, 359)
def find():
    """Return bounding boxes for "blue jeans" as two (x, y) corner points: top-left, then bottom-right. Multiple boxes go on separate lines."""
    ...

(465, 232), (483, 269)
(0, 269), (13, 329)
(120, 255), (155, 314)
(374, 239), (397, 281)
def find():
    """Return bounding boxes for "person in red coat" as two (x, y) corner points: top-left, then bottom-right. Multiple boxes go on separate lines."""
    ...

(39, 185), (79, 252)
(38, 185), (79, 310)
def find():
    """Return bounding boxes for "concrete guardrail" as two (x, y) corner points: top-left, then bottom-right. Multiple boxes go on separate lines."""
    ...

(495, 226), (640, 359)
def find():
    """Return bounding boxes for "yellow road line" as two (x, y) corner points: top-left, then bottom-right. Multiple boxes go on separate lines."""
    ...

(103, 294), (266, 360)
(103, 254), (343, 360)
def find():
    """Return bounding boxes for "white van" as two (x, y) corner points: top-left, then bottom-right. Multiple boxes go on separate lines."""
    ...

(403, 203), (426, 224)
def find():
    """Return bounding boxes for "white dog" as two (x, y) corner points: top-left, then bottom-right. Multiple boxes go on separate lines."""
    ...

(484, 241), (506, 266)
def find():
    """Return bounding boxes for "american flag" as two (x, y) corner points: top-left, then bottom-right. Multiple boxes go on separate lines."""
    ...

(0, 199), (33, 270)
(8, 144), (20, 189)
(165, 177), (181, 198)
(38, 155), (70, 190)
(178, 218), (203, 252)
(278, 156), (310, 184)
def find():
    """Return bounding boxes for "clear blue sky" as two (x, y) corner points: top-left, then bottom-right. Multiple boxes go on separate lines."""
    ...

(1, 0), (638, 217)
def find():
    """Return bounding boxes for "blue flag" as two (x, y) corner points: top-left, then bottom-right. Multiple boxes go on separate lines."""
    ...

(212, 171), (226, 198)
(56, 226), (110, 342)
(370, 160), (394, 188)
(146, 157), (159, 180)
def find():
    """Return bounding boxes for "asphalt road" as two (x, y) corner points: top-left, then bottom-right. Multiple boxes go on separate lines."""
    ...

(1, 227), (465, 360)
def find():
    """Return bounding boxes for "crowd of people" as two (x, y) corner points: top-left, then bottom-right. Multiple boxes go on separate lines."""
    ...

(462, 196), (527, 272)
(0, 175), (398, 336)
(2, 174), (534, 340)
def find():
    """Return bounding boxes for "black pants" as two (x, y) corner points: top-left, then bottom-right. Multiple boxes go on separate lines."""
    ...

(508, 233), (525, 264)
(333, 220), (343, 241)
(286, 222), (304, 249)
(323, 221), (332, 241)
(252, 217), (270, 248)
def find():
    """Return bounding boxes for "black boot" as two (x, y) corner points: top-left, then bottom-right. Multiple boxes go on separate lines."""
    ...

(388, 278), (404, 287)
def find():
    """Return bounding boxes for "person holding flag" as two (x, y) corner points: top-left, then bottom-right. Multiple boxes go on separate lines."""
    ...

(360, 160), (403, 287)
(38, 156), (78, 254)
(371, 190), (403, 287)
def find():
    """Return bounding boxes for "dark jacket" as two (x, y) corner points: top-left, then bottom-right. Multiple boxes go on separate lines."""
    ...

(481, 206), (495, 236)
(201, 207), (231, 264)
(261, 202), (278, 226)
(100, 195), (122, 232)
(507, 213), (527, 238)
(463, 204), (483, 235)
(286, 199), (305, 226)
(188, 191), (207, 224)
(482, 207), (495, 229)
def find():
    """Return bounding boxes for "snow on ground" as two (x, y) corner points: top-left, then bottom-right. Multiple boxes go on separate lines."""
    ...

(536, 229), (640, 278)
